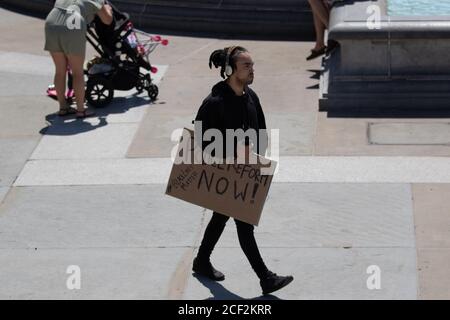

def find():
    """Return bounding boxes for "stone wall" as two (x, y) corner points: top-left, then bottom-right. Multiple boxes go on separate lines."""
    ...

(320, 0), (450, 113)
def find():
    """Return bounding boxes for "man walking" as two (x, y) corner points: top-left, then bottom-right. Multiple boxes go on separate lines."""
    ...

(192, 46), (294, 295)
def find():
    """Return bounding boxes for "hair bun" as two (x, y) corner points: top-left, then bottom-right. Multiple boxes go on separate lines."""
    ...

(208, 49), (226, 69)
(208, 49), (228, 79)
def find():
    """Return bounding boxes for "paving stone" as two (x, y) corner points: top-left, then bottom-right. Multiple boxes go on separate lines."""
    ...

(0, 51), (54, 76)
(32, 123), (139, 160)
(315, 113), (450, 156)
(0, 137), (39, 186)
(413, 184), (450, 248)
(417, 248), (450, 300)
(0, 72), (53, 97)
(0, 187), (9, 204)
(0, 247), (186, 299)
(184, 247), (417, 300)
(215, 183), (415, 248)
(14, 156), (450, 187)
(369, 122), (450, 145)
(0, 185), (204, 248)
(0, 96), (54, 138)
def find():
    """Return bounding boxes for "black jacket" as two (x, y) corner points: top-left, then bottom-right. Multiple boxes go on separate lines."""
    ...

(194, 81), (268, 158)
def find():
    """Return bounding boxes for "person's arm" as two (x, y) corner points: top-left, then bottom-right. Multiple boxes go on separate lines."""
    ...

(195, 97), (227, 162)
(97, 4), (113, 25)
(195, 99), (218, 150)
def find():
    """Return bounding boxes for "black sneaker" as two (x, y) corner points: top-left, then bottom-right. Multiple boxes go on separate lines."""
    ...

(192, 257), (225, 281)
(260, 271), (294, 295)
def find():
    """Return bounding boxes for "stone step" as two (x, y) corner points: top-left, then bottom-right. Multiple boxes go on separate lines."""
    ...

(319, 96), (450, 112)
(1, 0), (314, 39)
(327, 79), (450, 95)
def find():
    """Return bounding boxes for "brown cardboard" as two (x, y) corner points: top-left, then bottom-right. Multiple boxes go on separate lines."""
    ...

(165, 128), (277, 226)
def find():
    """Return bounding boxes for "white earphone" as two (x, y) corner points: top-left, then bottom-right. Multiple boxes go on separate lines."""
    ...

(224, 46), (237, 77)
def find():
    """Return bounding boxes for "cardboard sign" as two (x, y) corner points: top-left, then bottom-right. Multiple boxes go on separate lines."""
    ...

(165, 128), (277, 226)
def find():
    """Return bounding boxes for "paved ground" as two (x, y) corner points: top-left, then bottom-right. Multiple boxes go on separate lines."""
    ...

(0, 6), (449, 300)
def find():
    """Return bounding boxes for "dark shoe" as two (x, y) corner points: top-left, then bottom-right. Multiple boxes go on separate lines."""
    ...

(326, 40), (340, 55)
(260, 271), (294, 295)
(192, 257), (225, 281)
(306, 47), (326, 61)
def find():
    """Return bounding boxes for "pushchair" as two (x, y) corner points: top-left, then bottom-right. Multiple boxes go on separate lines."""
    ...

(84, 2), (168, 107)
(47, 2), (168, 108)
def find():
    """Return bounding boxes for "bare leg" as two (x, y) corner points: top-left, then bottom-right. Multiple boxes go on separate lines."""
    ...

(312, 11), (326, 50)
(66, 54), (86, 112)
(50, 52), (68, 111)
(308, 0), (329, 28)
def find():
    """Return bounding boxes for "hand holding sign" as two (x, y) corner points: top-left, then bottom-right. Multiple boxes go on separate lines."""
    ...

(236, 143), (257, 165)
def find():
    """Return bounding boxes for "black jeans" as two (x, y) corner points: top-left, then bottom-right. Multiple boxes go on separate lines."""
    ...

(197, 211), (269, 280)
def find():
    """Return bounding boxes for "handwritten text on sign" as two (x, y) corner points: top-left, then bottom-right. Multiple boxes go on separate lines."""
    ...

(171, 163), (270, 205)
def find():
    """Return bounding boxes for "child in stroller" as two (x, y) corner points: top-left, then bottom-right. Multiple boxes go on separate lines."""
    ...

(47, 1), (168, 108)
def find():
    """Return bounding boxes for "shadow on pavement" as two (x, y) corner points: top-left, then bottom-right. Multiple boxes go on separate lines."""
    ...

(306, 69), (321, 90)
(306, 84), (320, 90)
(192, 274), (282, 301)
(40, 94), (159, 136)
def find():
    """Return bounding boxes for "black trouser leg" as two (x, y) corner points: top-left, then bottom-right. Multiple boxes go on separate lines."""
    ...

(197, 212), (229, 262)
(235, 219), (269, 280)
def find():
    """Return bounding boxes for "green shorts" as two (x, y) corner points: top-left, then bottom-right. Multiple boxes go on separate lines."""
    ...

(44, 23), (87, 56)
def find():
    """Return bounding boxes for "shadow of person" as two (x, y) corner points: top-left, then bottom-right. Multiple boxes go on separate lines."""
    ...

(306, 84), (320, 90)
(40, 94), (160, 136)
(40, 114), (109, 136)
(192, 273), (282, 301)
(307, 69), (321, 80)
(88, 94), (159, 119)
(305, 69), (321, 89)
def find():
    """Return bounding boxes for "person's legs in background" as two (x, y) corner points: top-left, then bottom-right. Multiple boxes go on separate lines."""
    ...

(66, 68), (75, 100)
(50, 52), (72, 115)
(309, 0), (329, 28)
(67, 68), (73, 91)
(312, 10), (327, 51)
(67, 54), (94, 118)
(307, 0), (331, 60)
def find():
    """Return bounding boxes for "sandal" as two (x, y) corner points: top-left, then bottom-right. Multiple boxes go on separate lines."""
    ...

(58, 106), (77, 116)
(76, 109), (96, 118)
(306, 47), (326, 61)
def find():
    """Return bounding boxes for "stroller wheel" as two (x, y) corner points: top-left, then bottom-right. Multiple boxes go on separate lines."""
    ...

(147, 84), (159, 101)
(86, 78), (114, 108)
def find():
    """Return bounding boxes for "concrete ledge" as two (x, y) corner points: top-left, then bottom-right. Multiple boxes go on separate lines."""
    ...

(1, 0), (314, 39)
(330, 0), (450, 40)
(321, 0), (450, 113)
